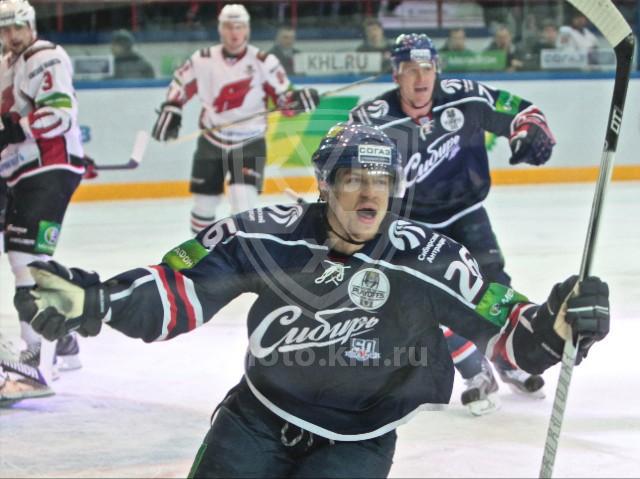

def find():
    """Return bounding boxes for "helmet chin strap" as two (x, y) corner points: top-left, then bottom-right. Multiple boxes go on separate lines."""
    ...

(324, 212), (369, 246)
(400, 92), (432, 111)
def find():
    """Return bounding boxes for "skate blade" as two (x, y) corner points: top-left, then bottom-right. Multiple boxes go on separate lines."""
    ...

(506, 383), (546, 399)
(57, 355), (82, 372)
(467, 393), (501, 416)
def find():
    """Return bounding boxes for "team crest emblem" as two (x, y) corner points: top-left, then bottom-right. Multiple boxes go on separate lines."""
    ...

(441, 107), (464, 132)
(348, 268), (390, 310)
(366, 100), (389, 119)
(266, 205), (303, 227)
(388, 220), (426, 251)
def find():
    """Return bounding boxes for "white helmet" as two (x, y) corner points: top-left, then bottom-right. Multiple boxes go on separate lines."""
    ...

(218, 4), (250, 25)
(0, 0), (36, 30)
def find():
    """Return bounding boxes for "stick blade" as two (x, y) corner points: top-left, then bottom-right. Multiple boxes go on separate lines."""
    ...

(567, 0), (632, 46)
(130, 130), (150, 164)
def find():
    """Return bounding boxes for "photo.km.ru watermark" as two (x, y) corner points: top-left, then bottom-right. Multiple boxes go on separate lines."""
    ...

(247, 340), (429, 368)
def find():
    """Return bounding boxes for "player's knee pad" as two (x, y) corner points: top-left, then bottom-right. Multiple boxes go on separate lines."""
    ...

(191, 194), (222, 234)
(228, 184), (258, 214)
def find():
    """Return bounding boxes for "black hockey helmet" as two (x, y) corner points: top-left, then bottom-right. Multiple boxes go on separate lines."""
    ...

(311, 122), (404, 197)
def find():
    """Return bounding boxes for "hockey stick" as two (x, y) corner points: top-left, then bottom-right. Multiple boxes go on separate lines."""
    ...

(93, 130), (150, 171)
(168, 72), (388, 146)
(539, 2), (635, 478)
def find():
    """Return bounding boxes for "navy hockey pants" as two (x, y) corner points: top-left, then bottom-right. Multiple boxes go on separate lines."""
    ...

(188, 378), (397, 478)
(433, 206), (513, 378)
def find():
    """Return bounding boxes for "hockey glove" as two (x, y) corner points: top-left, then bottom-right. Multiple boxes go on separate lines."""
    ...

(151, 102), (182, 141)
(533, 275), (610, 364)
(278, 88), (320, 117)
(508, 107), (555, 166)
(0, 112), (26, 152)
(27, 261), (110, 341)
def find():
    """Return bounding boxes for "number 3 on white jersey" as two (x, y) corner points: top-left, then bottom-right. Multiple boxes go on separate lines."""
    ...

(444, 246), (484, 302)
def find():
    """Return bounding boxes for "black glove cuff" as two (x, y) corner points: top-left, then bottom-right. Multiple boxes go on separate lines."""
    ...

(1, 112), (26, 144)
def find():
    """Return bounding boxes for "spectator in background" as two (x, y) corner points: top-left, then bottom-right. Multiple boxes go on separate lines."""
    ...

(519, 19), (559, 70)
(268, 26), (299, 76)
(111, 29), (155, 79)
(558, 8), (598, 53)
(356, 18), (392, 72)
(485, 25), (523, 72)
(440, 27), (474, 54)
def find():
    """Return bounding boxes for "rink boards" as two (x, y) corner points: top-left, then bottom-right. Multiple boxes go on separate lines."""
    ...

(75, 77), (640, 201)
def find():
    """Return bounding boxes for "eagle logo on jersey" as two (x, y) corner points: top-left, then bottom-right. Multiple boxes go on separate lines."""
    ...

(315, 260), (350, 286)
(348, 268), (390, 310)
(440, 107), (464, 132)
(388, 220), (427, 251)
(266, 205), (303, 227)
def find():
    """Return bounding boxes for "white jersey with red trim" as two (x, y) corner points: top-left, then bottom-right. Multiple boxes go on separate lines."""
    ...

(166, 44), (290, 148)
(0, 40), (84, 185)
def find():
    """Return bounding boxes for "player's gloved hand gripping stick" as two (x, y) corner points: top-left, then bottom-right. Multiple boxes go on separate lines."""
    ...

(539, 1), (635, 477)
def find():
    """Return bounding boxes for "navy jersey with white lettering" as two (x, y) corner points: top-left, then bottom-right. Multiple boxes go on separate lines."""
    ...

(103, 203), (560, 440)
(350, 79), (541, 225)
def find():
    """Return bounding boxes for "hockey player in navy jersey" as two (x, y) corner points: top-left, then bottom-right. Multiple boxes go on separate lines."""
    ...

(21, 124), (608, 477)
(350, 33), (557, 415)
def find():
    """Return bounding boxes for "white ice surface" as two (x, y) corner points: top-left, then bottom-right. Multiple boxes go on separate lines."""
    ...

(1, 182), (639, 478)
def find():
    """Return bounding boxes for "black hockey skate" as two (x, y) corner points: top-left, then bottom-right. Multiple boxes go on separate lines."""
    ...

(55, 333), (82, 372)
(497, 367), (545, 398)
(460, 358), (500, 416)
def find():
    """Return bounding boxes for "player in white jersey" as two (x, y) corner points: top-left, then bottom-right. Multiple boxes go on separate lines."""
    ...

(151, 4), (319, 234)
(0, 0), (84, 405)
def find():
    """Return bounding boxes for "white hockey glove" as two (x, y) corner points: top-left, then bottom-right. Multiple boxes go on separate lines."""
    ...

(278, 88), (320, 117)
(508, 106), (556, 166)
(28, 261), (110, 341)
(151, 101), (182, 141)
(0, 112), (26, 151)
(533, 275), (610, 364)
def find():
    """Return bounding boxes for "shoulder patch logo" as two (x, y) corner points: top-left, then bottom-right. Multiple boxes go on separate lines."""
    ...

(266, 205), (303, 227)
(348, 268), (390, 310)
(366, 100), (389, 119)
(440, 79), (464, 95)
(388, 220), (427, 251)
(441, 107), (464, 132)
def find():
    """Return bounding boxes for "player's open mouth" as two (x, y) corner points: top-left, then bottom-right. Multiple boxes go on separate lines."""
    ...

(356, 208), (377, 223)
(414, 87), (429, 93)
